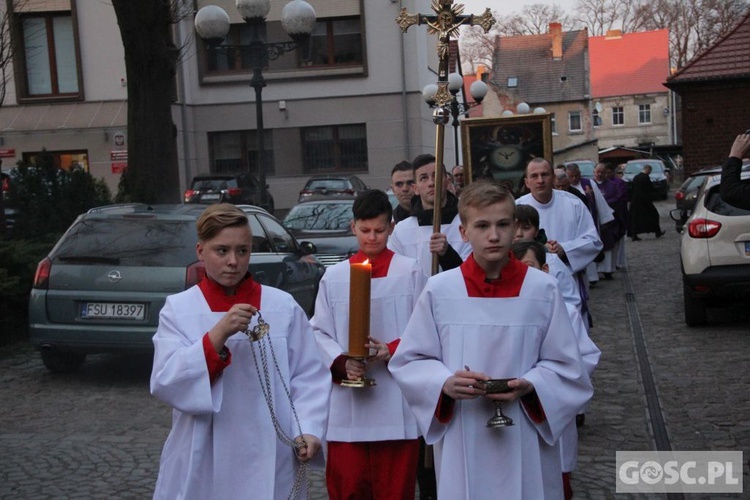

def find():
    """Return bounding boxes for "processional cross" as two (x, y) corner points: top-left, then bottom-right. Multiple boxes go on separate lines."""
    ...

(396, 0), (495, 275)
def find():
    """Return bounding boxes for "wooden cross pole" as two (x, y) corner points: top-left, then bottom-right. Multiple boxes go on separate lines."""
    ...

(396, 0), (495, 275)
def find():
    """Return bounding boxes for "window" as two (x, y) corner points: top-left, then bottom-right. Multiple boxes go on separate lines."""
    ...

(568, 111), (582, 132)
(550, 113), (557, 134)
(23, 150), (88, 172)
(639, 104), (652, 124)
(507, 77), (517, 88)
(203, 17), (363, 75)
(308, 18), (363, 67)
(210, 130), (275, 177)
(17, 13), (81, 99)
(302, 124), (367, 173)
(592, 109), (601, 127)
(612, 106), (624, 126)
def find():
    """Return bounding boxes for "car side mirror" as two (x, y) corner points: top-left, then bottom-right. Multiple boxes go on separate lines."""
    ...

(299, 241), (317, 255)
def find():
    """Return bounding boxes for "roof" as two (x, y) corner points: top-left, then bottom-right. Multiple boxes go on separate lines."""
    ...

(666, 7), (750, 85)
(589, 30), (670, 97)
(491, 29), (589, 103)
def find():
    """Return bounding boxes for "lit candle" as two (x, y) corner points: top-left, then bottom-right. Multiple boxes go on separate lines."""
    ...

(348, 260), (371, 358)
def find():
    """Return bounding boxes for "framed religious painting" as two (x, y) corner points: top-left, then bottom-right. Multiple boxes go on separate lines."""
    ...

(460, 113), (553, 196)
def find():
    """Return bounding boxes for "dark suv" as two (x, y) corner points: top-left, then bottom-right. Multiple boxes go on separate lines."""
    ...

(184, 172), (274, 214)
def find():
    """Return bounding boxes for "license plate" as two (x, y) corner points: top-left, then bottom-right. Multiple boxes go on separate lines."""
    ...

(745, 241), (750, 256)
(201, 194), (221, 201)
(81, 302), (145, 320)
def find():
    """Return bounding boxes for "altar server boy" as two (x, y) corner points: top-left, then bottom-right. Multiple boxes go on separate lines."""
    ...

(151, 203), (330, 500)
(511, 239), (601, 500)
(389, 181), (593, 499)
(311, 189), (426, 499)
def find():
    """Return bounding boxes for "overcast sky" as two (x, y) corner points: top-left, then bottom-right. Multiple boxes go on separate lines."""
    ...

(460, 0), (578, 18)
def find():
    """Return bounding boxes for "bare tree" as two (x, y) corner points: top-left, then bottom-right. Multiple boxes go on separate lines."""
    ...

(575, 0), (749, 68)
(110, 0), (189, 204)
(500, 4), (572, 36)
(460, 4), (570, 72)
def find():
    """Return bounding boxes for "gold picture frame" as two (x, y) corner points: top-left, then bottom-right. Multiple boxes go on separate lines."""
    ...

(461, 113), (553, 195)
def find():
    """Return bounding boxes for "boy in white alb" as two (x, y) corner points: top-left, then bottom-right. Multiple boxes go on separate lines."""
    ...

(511, 239), (601, 500)
(389, 181), (593, 499)
(151, 204), (330, 500)
(311, 190), (426, 499)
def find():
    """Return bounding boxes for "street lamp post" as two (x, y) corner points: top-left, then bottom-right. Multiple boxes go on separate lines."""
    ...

(195, 0), (316, 211)
(422, 72), (488, 166)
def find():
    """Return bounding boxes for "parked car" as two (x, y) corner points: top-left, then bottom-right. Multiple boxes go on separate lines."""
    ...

(184, 172), (274, 214)
(282, 199), (358, 267)
(29, 203), (324, 373)
(675, 171), (750, 326)
(622, 159), (670, 200)
(561, 160), (596, 179)
(298, 175), (368, 203)
(675, 160), (750, 213)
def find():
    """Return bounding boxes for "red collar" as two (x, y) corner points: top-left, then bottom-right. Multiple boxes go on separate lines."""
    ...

(198, 274), (262, 312)
(460, 254), (527, 298)
(349, 249), (394, 278)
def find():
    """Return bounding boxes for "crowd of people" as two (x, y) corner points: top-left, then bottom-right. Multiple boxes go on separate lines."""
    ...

(148, 150), (696, 499)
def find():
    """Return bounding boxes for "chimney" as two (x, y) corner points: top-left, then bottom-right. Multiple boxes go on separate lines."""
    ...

(550, 22), (563, 60)
(605, 29), (623, 39)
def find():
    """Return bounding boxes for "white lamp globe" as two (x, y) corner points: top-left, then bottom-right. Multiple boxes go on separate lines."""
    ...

(469, 80), (488, 102)
(533, 107), (547, 114)
(447, 72), (464, 94)
(195, 6), (231, 41)
(517, 102), (530, 114)
(281, 0), (317, 38)
(501, 110), (514, 117)
(236, 0), (271, 20)
(422, 84), (439, 105)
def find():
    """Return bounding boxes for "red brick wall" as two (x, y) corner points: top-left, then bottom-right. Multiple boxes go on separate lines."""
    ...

(677, 81), (750, 174)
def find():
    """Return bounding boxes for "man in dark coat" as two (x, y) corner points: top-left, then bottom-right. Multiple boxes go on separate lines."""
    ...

(628, 165), (664, 241)
(720, 133), (750, 210)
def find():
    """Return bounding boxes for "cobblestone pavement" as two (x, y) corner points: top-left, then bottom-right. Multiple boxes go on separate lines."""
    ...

(1, 199), (748, 499)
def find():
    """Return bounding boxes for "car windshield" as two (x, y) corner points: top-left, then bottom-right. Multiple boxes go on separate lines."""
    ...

(283, 202), (353, 231)
(307, 179), (349, 191)
(52, 219), (197, 266)
(576, 162), (595, 177)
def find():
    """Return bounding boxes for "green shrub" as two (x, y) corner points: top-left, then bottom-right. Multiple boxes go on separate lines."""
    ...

(1, 153), (112, 345)
(6, 152), (112, 240)
(0, 237), (57, 345)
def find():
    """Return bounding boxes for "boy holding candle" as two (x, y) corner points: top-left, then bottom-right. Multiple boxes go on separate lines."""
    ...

(311, 189), (426, 499)
(150, 203), (330, 499)
(389, 181), (593, 499)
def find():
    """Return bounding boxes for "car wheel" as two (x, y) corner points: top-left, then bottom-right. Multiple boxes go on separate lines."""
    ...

(683, 283), (707, 327)
(40, 349), (86, 373)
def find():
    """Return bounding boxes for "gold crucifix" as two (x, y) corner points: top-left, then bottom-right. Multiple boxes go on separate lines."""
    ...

(396, 1), (495, 275)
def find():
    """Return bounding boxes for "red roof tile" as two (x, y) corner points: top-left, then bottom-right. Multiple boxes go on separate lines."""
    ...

(667, 7), (750, 84)
(589, 29), (670, 98)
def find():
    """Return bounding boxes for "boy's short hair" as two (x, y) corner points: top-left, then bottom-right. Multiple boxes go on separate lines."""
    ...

(391, 160), (413, 176)
(515, 204), (540, 230)
(352, 189), (393, 221)
(511, 240), (547, 266)
(412, 153), (436, 171)
(196, 203), (249, 242)
(458, 180), (515, 224)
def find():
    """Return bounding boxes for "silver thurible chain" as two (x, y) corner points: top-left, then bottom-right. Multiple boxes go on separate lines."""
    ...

(245, 312), (309, 500)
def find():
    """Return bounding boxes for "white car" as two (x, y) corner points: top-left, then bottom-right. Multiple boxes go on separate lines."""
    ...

(679, 171), (750, 326)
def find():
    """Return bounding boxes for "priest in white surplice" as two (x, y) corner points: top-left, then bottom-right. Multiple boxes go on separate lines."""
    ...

(390, 182), (593, 499)
(151, 204), (330, 500)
